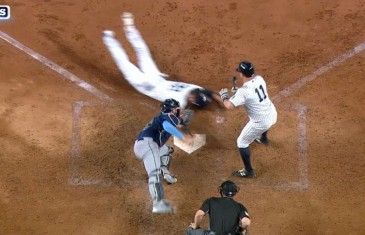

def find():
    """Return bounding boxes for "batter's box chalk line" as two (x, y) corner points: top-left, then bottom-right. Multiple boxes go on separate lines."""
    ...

(0, 31), (112, 101)
(2, 29), (362, 189)
(236, 103), (309, 191)
(69, 101), (152, 187)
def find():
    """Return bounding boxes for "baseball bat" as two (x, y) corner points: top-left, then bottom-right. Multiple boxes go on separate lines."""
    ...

(232, 76), (238, 93)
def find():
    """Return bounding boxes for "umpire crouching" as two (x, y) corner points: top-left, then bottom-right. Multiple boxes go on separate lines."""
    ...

(185, 180), (251, 235)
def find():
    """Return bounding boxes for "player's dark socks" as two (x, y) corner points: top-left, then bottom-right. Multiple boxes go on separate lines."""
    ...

(239, 147), (253, 172)
(257, 131), (270, 145)
(262, 131), (268, 139)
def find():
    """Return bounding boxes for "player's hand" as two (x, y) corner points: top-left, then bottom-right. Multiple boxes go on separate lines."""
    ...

(219, 88), (229, 100)
(180, 109), (194, 125)
(189, 222), (198, 229)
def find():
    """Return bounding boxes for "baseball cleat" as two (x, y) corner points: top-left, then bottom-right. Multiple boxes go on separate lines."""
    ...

(121, 12), (135, 26)
(152, 199), (175, 214)
(163, 173), (177, 184)
(232, 169), (256, 178)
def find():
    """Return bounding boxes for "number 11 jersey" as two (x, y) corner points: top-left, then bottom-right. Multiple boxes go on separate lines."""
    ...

(229, 75), (277, 123)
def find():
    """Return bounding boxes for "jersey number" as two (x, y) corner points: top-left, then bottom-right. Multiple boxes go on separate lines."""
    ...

(170, 83), (188, 92)
(255, 85), (267, 102)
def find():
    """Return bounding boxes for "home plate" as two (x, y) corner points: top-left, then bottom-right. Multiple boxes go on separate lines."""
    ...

(173, 134), (206, 154)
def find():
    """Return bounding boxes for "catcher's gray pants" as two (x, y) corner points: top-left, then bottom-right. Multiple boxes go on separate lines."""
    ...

(134, 137), (170, 200)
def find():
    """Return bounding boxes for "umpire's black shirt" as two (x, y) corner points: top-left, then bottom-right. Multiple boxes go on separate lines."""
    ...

(200, 197), (250, 235)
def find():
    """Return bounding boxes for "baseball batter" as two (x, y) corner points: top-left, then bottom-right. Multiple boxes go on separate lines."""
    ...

(219, 61), (277, 178)
(134, 98), (193, 213)
(103, 12), (222, 110)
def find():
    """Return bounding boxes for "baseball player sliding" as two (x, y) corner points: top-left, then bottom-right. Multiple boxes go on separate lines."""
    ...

(103, 12), (223, 110)
(219, 61), (277, 178)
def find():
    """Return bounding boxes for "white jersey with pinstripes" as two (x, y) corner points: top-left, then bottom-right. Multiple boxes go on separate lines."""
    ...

(229, 75), (276, 123)
(103, 25), (202, 109)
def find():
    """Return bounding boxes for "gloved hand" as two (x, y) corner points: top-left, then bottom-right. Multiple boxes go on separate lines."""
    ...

(180, 109), (194, 125)
(219, 88), (230, 100)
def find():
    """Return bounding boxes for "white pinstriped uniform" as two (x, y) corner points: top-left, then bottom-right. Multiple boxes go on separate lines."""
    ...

(103, 25), (202, 109)
(229, 75), (277, 148)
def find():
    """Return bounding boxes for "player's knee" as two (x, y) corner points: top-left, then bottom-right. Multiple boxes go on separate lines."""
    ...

(148, 169), (162, 183)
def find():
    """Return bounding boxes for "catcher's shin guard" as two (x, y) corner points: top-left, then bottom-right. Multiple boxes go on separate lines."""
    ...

(148, 169), (164, 200)
(153, 182), (164, 201)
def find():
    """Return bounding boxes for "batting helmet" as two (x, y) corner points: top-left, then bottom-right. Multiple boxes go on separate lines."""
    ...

(190, 88), (210, 108)
(161, 98), (180, 114)
(236, 61), (254, 77)
(219, 180), (239, 197)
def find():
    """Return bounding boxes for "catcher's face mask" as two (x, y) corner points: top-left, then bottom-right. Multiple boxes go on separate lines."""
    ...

(172, 107), (181, 117)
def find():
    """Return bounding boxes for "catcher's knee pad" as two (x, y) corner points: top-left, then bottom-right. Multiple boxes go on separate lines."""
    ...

(162, 155), (172, 167)
(148, 168), (162, 182)
(161, 153), (173, 169)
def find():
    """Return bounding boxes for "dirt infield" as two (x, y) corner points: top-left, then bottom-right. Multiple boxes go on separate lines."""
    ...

(1, 1), (364, 234)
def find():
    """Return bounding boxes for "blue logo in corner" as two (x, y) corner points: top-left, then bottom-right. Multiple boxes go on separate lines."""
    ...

(0, 5), (10, 20)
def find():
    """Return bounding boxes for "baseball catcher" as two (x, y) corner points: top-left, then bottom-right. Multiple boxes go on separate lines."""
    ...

(133, 98), (194, 213)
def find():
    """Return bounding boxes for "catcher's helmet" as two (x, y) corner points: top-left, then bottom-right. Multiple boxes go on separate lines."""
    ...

(236, 61), (254, 77)
(161, 98), (180, 114)
(219, 180), (239, 197)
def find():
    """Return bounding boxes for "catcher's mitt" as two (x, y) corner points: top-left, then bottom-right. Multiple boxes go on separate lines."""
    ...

(180, 109), (194, 125)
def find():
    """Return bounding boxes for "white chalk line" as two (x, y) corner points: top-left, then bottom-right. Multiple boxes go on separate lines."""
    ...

(273, 40), (365, 103)
(279, 41), (365, 188)
(69, 101), (113, 186)
(70, 101), (150, 186)
(0, 30), (112, 101)
(237, 103), (308, 190)
(0, 31), (115, 186)
(295, 104), (309, 187)
(236, 40), (365, 190)
(70, 101), (142, 186)
(3, 27), (362, 189)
